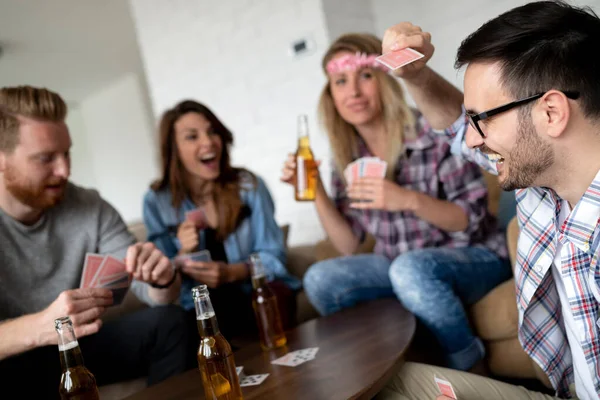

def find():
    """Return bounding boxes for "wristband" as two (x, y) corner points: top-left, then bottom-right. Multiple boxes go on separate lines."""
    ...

(150, 267), (178, 289)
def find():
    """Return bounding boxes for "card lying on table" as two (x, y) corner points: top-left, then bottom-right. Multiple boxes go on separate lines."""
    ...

(239, 373), (269, 387)
(271, 347), (319, 367)
(80, 253), (131, 306)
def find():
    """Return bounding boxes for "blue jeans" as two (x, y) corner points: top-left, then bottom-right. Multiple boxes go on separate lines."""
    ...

(303, 247), (511, 371)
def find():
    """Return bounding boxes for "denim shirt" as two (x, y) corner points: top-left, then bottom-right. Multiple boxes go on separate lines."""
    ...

(143, 173), (301, 310)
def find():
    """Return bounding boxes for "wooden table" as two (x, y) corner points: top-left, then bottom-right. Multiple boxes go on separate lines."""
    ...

(126, 298), (415, 400)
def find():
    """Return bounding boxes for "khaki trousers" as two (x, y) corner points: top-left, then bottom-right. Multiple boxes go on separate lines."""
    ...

(375, 362), (562, 400)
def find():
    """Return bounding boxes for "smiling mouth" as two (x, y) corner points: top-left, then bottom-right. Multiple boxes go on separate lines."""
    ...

(486, 153), (505, 165)
(199, 152), (218, 165)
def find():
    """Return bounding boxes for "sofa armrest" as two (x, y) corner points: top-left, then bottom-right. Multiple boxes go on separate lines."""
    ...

(286, 245), (317, 279)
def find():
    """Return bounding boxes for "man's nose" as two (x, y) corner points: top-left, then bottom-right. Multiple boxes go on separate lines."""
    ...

(465, 125), (484, 149)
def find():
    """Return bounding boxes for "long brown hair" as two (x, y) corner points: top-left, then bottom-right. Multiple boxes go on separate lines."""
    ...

(318, 33), (415, 181)
(151, 100), (252, 240)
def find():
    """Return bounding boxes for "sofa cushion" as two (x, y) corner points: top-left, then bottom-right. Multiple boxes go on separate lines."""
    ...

(469, 279), (518, 341)
(486, 337), (539, 380)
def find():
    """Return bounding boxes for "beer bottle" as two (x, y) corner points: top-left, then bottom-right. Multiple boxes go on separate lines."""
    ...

(193, 285), (243, 400)
(294, 114), (317, 201)
(55, 316), (100, 400)
(249, 254), (287, 351)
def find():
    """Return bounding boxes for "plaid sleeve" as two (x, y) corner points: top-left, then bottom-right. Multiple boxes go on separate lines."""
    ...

(437, 148), (491, 241)
(434, 109), (499, 175)
(331, 164), (366, 243)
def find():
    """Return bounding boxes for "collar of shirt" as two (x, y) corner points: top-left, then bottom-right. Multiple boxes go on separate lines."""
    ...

(559, 168), (600, 254)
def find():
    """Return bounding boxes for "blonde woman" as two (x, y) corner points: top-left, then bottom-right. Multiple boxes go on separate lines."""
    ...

(281, 32), (510, 372)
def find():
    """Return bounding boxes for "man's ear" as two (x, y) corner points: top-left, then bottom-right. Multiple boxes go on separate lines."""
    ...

(0, 152), (5, 173)
(536, 90), (571, 139)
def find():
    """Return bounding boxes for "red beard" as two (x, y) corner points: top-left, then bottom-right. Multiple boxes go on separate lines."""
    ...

(4, 164), (66, 209)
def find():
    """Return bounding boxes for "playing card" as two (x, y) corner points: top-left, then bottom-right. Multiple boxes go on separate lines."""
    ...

(239, 373), (269, 387)
(434, 376), (457, 399)
(364, 159), (387, 178)
(98, 272), (130, 288)
(271, 347), (319, 367)
(185, 208), (206, 228)
(375, 48), (425, 70)
(80, 254), (105, 288)
(110, 286), (129, 306)
(91, 256), (127, 288)
(271, 352), (295, 366)
(174, 250), (212, 268)
(236, 366), (245, 378)
(288, 347), (319, 366)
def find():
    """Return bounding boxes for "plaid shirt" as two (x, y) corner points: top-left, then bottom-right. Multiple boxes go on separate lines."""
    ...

(448, 112), (600, 398)
(331, 109), (507, 260)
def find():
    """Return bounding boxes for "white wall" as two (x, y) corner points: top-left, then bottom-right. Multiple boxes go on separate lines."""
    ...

(66, 106), (97, 189)
(322, 0), (376, 39)
(78, 73), (157, 223)
(129, 0), (332, 245)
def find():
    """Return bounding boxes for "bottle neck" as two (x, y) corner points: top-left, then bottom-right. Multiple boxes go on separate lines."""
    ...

(56, 318), (85, 370)
(297, 135), (310, 148)
(251, 274), (269, 291)
(193, 291), (220, 337)
(197, 314), (220, 337)
(58, 342), (86, 370)
(297, 115), (309, 141)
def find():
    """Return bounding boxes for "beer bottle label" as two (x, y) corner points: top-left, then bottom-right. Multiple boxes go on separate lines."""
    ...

(297, 156), (306, 193)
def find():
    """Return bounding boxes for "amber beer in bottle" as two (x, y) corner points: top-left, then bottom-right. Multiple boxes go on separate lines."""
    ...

(55, 316), (100, 400)
(249, 254), (287, 350)
(294, 114), (317, 201)
(193, 285), (243, 400)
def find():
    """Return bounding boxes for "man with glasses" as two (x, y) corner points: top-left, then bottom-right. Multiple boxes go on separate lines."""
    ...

(378, 1), (600, 399)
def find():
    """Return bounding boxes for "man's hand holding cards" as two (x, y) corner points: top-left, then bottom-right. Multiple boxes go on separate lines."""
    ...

(80, 253), (131, 306)
(380, 22), (434, 80)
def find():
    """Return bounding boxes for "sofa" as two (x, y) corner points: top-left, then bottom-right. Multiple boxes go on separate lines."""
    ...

(98, 171), (551, 399)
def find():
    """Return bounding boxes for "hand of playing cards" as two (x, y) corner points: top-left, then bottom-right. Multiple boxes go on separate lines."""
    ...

(173, 249), (212, 268)
(80, 253), (131, 306)
(344, 157), (388, 186)
(185, 207), (207, 229)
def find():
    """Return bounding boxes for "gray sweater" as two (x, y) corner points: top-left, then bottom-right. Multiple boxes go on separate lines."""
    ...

(0, 183), (152, 320)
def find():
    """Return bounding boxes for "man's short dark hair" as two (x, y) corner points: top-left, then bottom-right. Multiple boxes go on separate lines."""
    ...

(456, 1), (600, 119)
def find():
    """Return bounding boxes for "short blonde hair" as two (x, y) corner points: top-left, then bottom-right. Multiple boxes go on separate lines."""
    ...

(0, 86), (67, 152)
(319, 33), (414, 181)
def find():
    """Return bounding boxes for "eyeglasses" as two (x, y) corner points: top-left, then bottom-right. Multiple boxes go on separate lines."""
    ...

(466, 90), (580, 138)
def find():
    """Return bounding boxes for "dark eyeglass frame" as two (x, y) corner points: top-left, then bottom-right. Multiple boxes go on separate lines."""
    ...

(466, 90), (580, 138)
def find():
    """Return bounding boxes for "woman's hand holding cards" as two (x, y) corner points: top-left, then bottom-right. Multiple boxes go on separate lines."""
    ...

(177, 220), (200, 254)
(180, 260), (229, 289)
(348, 177), (419, 212)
